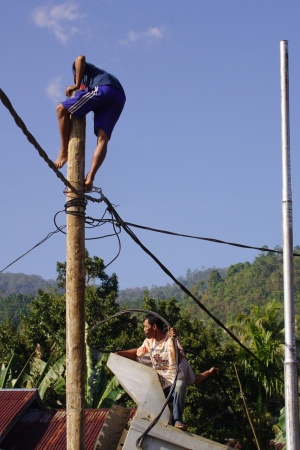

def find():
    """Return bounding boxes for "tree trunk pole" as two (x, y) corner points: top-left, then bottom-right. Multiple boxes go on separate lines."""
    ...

(66, 114), (86, 450)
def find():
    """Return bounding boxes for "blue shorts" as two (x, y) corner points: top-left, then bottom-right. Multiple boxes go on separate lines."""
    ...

(61, 85), (126, 139)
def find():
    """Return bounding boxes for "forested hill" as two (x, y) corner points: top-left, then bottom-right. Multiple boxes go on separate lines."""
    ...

(0, 267), (227, 301)
(0, 272), (58, 297)
(1, 248), (300, 333)
(117, 266), (227, 306)
(0, 266), (227, 327)
(118, 248), (300, 333)
(0, 273), (59, 326)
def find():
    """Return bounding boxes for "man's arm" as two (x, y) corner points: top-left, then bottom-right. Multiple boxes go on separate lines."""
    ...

(168, 328), (184, 362)
(65, 54), (86, 97)
(115, 348), (138, 361)
(194, 367), (218, 384)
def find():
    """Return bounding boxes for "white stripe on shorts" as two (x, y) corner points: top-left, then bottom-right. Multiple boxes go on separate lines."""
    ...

(68, 87), (98, 115)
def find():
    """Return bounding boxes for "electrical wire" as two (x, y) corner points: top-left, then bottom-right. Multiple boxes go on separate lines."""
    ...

(60, 205), (122, 269)
(0, 226), (66, 273)
(101, 196), (272, 369)
(0, 87), (285, 387)
(2, 88), (298, 261)
(1, 88), (289, 448)
(120, 221), (300, 258)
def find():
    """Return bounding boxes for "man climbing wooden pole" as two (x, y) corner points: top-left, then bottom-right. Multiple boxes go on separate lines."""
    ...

(54, 54), (126, 191)
(65, 114), (86, 450)
(54, 54), (125, 449)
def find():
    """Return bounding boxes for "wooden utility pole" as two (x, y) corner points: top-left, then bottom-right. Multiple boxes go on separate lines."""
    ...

(66, 114), (86, 450)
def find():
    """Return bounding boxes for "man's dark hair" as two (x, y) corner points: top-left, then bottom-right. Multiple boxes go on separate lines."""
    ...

(144, 314), (164, 331)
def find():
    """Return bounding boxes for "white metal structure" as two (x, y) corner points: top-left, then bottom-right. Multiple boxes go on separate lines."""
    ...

(107, 353), (228, 450)
(280, 39), (300, 450)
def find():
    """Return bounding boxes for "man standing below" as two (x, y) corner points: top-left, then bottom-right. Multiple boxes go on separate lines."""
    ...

(116, 314), (217, 430)
(54, 55), (126, 191)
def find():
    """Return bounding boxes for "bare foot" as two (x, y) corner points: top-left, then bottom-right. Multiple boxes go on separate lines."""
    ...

(54, 150), (68, 168)
(85, 172), (94, 192)
(174, 421), (187, 430)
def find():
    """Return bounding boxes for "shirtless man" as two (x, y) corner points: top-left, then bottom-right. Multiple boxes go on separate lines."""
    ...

(54, 55), (126, 191)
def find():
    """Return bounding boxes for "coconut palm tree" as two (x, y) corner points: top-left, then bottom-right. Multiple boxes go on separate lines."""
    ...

(229, 300), (284, 397)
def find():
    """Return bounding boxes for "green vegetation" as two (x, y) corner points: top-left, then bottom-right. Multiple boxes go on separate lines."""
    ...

(0, 247), (299, 448)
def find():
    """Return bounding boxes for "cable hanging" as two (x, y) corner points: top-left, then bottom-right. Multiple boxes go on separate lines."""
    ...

(101, 195), (283, 374)
(0, 226), (66, 273)
(0, 88), (286, 375)
(2, 87), (298, 261)
(122, 221), (300, 257)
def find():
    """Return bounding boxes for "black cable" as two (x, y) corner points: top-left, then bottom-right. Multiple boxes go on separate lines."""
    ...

(65, 198), (87, 219)
(2, 87), (294, 265)
(102, 210), (122, 270)
(101, 198), (286, 391)
(54, 205), (121, 268)
(1, 208), (120, 275)
(0, 88), (287, 383)
(81, 214), (293, 259)
(102, 196), (270, 369)
(122, 221), (300, 257)
(0, 226), (66, 273)
(87, 309), (179, 449)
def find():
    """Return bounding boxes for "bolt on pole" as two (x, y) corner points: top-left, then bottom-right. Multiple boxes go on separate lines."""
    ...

(280, 39), (300, 450)
(66, 114), (86, 450)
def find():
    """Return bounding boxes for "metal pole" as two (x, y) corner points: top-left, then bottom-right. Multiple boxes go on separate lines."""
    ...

(280, 39), (300, 450)
(66, 114), (86, 450)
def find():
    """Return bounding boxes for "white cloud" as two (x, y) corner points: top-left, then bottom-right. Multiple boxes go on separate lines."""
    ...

(46, 77), (63, 103)
(32, 2), (85, 44)
(120, 26), (167, 47)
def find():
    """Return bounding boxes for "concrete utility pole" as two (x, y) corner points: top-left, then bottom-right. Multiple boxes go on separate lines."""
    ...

(280, 40), (300, 450)
(65, 114), (86, 450)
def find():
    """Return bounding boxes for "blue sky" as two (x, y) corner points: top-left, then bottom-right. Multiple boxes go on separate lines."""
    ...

(1, 1), (300, 290)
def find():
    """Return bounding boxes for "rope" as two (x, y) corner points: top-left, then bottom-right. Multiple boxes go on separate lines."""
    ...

(2, 88), (293, 258)
(0, 88), (102, 204)
(0, 87), (283, 380)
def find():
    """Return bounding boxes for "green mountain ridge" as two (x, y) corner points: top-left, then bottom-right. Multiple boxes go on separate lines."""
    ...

(0, 266), (226, 302)
(0, 272), (59, 297)
(1, 248), (300, 336)
(0, 266), (226, 327)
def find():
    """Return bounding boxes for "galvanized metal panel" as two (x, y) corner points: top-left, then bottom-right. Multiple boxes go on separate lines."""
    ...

(0, 389), (41, 439)
(1, 408), (116, 449)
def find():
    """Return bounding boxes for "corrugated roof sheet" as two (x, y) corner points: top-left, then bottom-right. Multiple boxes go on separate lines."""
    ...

(1, 408), (112, 450)
(0, 390), (135, 449)
(0, 389), (43, 441)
